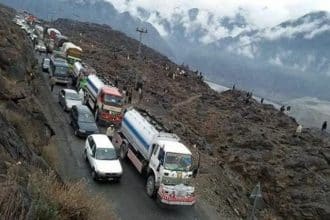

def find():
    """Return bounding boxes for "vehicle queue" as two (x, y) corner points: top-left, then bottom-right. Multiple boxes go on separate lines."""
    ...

(14, 11), (198, 206)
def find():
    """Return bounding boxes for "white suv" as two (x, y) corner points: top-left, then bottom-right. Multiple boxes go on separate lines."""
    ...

(84, 134), (123, 182)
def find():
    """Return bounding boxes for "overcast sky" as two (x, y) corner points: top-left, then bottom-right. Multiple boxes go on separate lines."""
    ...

(107, 0), (330, 28)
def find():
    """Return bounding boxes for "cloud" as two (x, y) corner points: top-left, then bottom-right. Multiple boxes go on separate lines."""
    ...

(269, 56), (283, 66)
(259, 19), (323, 40)
(304, 24), (330, 39)
(106, 0), (330, 28)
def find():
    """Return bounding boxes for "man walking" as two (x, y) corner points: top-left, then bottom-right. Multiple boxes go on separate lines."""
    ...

(138, 87), (143, 103)
(322, 121), (327, 132)
(106, 124), (115, 141)
(50, 77), (56, 92)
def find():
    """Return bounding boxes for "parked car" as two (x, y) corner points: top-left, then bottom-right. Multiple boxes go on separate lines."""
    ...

(58, 89), (82, 111)
(84, 134), (123, 181)
(42, 57), (50, 72)
(70, 105), (99, 137)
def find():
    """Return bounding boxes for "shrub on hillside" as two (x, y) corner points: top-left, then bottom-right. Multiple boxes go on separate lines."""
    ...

(0, 166), (114, 220)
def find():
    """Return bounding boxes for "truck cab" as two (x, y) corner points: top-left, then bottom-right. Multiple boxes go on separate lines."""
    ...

(146, 138), (196, 205)
(84, 75), (123, 126)
(96, 87), (123, 124)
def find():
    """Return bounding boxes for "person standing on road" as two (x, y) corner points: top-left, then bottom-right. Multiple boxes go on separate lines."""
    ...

(127, 88), (132, 104)
(78, 88), (84, 101)
(322, 121), (327, 132)
(138, 87), (143, 103)
(122, 86), (127, 104)
(106, 124), (115, 140)
(296, 124), (303, 136)
(49, 77), (56, 92)
(114, 75), (119, 88)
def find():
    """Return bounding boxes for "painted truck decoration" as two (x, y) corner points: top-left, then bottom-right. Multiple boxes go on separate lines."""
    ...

(44, 28), (61, 53)
(113, 108), (196, 205)
(61, 42), (83, 66)
(84, 75), (123, 125)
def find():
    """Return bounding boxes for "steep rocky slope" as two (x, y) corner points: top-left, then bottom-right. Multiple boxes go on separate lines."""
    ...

(52, 18), (330, 219)
(0, 5), (111, 219)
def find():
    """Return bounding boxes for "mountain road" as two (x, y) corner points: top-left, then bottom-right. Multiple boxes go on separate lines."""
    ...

(35, 53), (220, 220)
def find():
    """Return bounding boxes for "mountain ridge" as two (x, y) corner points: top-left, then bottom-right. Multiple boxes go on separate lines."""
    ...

(2, 0), (329, 102)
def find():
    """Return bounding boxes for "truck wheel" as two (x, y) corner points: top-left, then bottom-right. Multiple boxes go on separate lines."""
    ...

(146, 175), (156, 198)
(120, 143), (127, 159)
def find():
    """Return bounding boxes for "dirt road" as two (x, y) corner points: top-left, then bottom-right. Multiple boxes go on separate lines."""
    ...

(35, 54), (220, 220)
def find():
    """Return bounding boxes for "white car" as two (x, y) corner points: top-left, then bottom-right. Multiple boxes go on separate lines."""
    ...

(58, 89), (82, 111)
(42, 57), (50, 72)
(84, 134), (123, 182)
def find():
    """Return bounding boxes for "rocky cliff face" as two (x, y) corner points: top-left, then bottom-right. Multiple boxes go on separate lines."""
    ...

(53, 18), (330, 219)
(0, 4), (55, 218)
(0, 5), (108, 219)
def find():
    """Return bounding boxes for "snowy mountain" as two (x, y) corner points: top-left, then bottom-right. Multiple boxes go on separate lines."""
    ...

(2, 0), (330, 101)
(0, 0), (174, 58)
(123, 4), (330, 101)
(220, 11), (330, 76)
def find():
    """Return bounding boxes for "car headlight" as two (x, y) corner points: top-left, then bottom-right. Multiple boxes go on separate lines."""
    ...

(79, 129), (86, 133)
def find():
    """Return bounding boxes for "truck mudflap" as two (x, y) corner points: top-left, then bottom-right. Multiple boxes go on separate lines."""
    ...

(157, 184), (196, 206)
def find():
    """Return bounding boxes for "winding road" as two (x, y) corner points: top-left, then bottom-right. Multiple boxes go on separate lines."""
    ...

(35, 54), (219, 220)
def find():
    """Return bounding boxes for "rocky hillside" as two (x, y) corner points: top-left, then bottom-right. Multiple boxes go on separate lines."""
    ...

(0, 4), (110, 219)
(53, 18), (330, 219)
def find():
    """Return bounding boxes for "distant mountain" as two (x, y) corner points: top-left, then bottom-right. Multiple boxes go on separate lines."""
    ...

(200, 11), (330, 101)
(0, 0), (174, 58)
(111, 3), (330, 101)
(219, 11), (330, 76)
(154, 9), (330, 101)
(2, 0), (330, 101)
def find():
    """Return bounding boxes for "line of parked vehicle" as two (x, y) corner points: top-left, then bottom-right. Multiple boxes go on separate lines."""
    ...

(15, 12), (124, 183)
(15, 11), (198, 206)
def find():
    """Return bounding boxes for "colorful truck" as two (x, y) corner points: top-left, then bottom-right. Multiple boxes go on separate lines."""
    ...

(61, 42), (82, 66)
(44, 27), (61, 53)
(113, 108), (197, 206)
(84, 75), (123, 126)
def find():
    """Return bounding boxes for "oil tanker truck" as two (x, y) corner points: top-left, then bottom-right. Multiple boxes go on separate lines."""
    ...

(113, 108), (197, 205)
(84, 75), (123, 126)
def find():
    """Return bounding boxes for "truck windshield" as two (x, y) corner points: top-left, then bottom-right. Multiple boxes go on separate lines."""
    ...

(95, 148), (117, 160)
(164, 153), (192, 172)
(104, 94), (123, 107)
